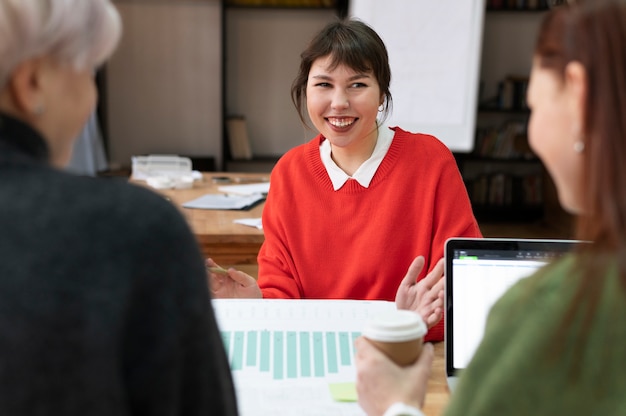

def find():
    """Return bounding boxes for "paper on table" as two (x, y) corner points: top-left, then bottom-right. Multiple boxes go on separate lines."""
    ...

(233, 218), (263, 230)
(212, 299), (397, 416)
(182, 193), (265, 210)
(218, 182), (270, 196)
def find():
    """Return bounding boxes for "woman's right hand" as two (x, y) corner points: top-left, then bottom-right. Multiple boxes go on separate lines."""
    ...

(355, 337), (434, 416)
(206, 258), (262, 299)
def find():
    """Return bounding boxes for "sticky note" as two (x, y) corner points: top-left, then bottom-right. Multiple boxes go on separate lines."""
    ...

(328, 382), (358, 402)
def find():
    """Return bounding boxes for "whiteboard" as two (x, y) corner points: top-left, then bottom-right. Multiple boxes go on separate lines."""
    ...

(349, 0), (485, 152)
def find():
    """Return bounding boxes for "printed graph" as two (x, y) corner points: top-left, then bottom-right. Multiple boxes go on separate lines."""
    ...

(221, 329), (362, 380)
(212, 299), (397, 416)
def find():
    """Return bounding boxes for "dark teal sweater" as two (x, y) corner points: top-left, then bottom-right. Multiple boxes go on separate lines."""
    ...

(0, 114), (238, 415)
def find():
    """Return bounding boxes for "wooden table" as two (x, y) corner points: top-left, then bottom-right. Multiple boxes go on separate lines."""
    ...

(424, 341), (451, 416)
(133, 172), (268, 268)
(137, 173), (451, 414)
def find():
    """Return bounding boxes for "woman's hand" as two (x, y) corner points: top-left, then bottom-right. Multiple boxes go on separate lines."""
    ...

(395, 256), (444, 329)
(355, 337), (434, 416)
(206, 258), (262, 299)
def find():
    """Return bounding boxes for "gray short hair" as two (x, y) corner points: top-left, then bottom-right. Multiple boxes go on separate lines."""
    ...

(0, 0), (121, 88)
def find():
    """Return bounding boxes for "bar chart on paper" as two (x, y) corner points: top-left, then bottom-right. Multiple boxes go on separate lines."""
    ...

(220, 328), (362, 380)
(212, 299), (397, 416)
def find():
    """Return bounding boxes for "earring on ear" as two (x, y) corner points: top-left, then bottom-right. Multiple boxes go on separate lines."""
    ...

(378, 104), (384, 113)
(573, 141), (585, 153)
(572, 122), (585, 153)
(32, 103), (45, 116)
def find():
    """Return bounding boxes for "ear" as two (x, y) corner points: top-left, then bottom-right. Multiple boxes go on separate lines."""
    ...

(564, 61), (587, 132)
(5, 58), (46, 118)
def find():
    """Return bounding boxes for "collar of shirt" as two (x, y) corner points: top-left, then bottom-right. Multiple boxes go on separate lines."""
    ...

(0, 112), (50, 165)
(320, 124), (394, 190)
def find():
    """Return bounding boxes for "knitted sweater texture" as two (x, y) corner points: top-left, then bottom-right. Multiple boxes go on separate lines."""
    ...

(0, 114), (238, 415)
(258, 127), (481, 341)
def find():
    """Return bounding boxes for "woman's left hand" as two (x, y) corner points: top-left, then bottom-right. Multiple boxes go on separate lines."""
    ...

(395, 256), (444, 329)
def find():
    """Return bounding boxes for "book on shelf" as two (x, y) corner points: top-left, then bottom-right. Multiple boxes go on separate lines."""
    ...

(466, 171), (543, 208)
(475, 121), (534, 159)
(496, 75), (529, 111)
(522, 173), (543, 205)
(226, 116), (253, 160)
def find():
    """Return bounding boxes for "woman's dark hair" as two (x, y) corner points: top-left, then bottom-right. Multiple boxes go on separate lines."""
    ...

(290, 18), (392, 127)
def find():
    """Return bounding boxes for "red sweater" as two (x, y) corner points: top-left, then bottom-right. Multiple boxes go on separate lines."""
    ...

(258, 127), (482, 341)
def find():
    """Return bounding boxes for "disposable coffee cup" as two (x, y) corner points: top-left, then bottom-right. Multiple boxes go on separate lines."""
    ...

(363, 309), (427, 366)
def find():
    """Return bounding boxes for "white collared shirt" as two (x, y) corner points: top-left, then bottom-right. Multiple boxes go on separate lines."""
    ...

(320, 124), (394, 190)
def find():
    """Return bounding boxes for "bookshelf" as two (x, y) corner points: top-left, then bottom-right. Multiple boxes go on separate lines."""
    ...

(455, 3), (561, 223)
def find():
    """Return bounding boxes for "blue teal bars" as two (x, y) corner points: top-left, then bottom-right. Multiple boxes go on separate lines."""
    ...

(300, 332), (311, 377)
(286, 331), (297, 378)
(351, 332), (361, 355)
(246, 331), (257, 366)
(260, 330), (270, 372)
(326, 332), (338, 373)
(313, 331), (325, 377)
(231, 331), (245, 370)
(339, 332), (351, 366)
(273, 331), (284, 380)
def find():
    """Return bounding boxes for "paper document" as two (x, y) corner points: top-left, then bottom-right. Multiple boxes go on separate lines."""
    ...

(182, 193), (265, 210)
(212, 299), (397, 416)
(233, 218), (263, 230)
(218, 182), (270, 196)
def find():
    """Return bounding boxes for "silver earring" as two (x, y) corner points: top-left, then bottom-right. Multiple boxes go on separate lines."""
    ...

(573, 141), (585, 153)
(33, 103), (45, 116)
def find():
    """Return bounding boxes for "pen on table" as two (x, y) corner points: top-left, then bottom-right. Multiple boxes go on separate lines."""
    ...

(233, 177), (270, 183)
(207, 266), (229, 275)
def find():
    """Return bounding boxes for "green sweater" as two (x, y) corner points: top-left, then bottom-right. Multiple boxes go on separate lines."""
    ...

(444, 255), (626, 415)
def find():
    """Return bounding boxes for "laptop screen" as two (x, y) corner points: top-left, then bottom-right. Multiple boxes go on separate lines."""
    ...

(444, 238), (581, 376)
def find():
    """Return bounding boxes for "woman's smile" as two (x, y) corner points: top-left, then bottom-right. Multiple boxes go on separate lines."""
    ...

(327, 116), (357, 129)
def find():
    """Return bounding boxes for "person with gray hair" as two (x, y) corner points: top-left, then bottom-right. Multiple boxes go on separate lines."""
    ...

(0, 1), (238, 414)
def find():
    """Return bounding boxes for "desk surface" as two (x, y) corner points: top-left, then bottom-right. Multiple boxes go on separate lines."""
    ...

(136, 175), (451, 414)
(425, 342), (450, 416)
(133, 173), (268, 266)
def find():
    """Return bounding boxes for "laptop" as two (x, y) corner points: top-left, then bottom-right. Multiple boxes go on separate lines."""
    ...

(444, 237), (583, 392)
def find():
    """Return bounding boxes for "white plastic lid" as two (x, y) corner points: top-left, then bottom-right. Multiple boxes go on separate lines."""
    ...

(363, 309), (427, 343)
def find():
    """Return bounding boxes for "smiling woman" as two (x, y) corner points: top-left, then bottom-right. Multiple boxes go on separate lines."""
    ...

(208, 18), (482, 344)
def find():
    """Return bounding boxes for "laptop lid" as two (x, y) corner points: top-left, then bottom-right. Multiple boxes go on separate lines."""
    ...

(444, 237), (582, 391)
